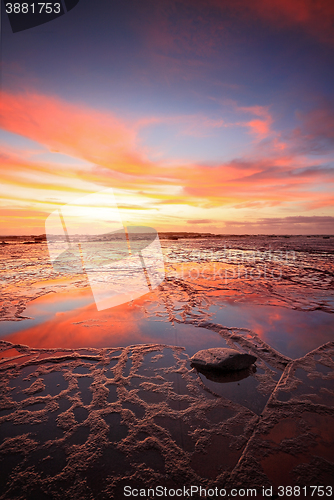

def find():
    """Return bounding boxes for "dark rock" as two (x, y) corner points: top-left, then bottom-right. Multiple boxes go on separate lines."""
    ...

(190, 348), (257, 372)
(197, 365), (256, 383)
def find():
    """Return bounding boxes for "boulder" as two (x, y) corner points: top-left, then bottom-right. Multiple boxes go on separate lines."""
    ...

(190, 348), (256, 372)
(197, 365), (256, 383)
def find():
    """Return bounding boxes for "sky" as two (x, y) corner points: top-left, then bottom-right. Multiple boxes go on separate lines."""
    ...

(0, 0), (334, 235)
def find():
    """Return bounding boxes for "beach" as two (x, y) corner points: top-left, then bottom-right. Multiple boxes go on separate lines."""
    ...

(0, 235), (333, 498)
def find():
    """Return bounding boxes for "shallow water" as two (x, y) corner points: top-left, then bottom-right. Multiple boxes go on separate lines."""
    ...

(1, 288), (333, 362)
(0, 236), (333, 497)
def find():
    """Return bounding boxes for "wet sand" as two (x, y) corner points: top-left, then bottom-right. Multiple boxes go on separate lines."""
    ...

(0, 236), (333, 498)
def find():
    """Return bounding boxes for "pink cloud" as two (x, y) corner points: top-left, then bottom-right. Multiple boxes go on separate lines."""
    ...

(1, 90), (333, 221)
(237, 105), (273, 140)
(0, 91), (154, 178)
(224, 216), (334, 234)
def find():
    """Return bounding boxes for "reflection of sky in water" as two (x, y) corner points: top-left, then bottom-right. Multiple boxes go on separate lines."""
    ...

(0, 298), (228, 354)
(210, 303), (334, 358)
(134, 320), (229, 357)
(0, 290), (94, 336)
(1, 288), (333, 359)
(1, 239), (333, 493)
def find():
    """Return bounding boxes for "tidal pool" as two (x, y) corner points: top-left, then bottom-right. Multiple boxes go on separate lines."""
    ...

(0, 237), (333, 496)
(1, 285), (332, 361)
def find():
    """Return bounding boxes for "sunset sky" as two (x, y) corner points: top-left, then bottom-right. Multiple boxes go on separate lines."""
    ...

(1, 0), (334, 235)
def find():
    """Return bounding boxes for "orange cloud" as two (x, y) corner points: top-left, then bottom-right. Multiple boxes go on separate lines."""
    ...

(246, 119), (270, 138)
(1, 90), (334, 235)
(180, 156), (334, 210)
(224, 216), (334, 234)
(237, 105), (273, 140)
(0, 91), (155, 178)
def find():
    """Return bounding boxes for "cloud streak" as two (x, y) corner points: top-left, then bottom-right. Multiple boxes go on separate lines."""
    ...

(223, 216), (334, 234)
(1, 90), (333, 233)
